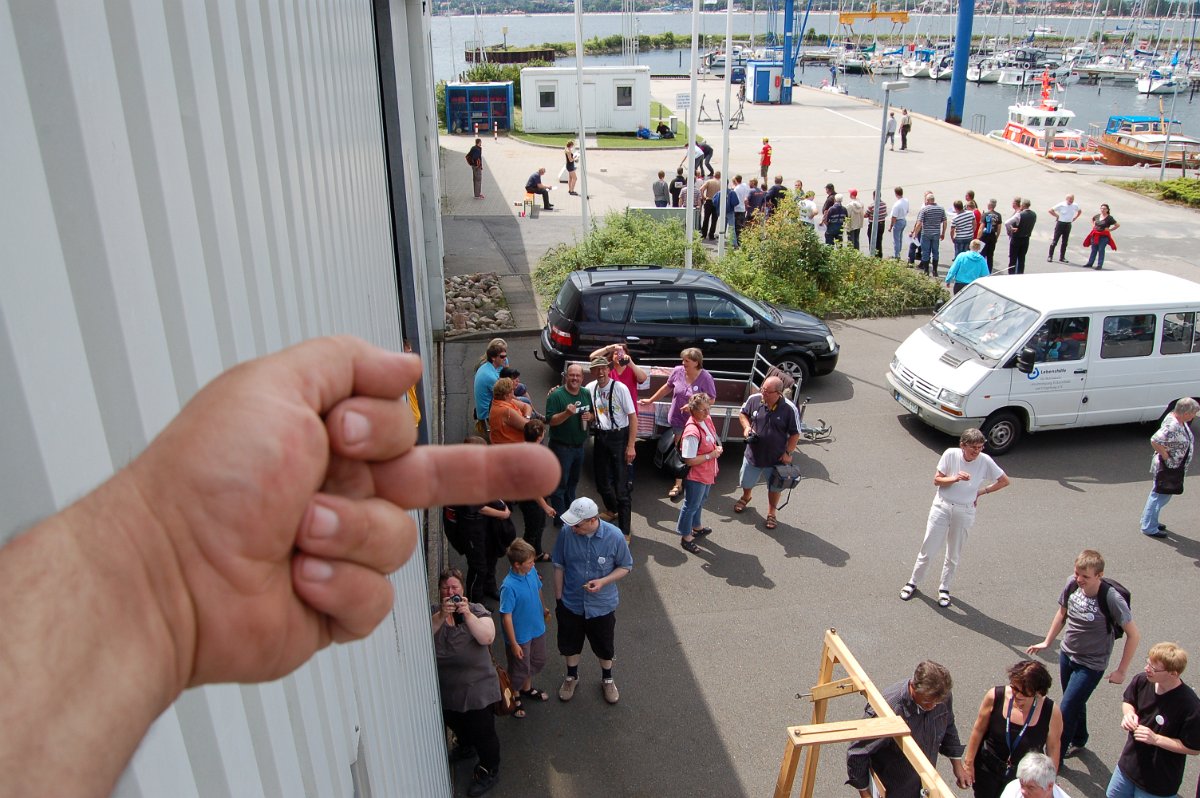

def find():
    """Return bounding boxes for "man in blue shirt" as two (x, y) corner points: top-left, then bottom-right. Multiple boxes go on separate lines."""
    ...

(473, 341), (507, 437)
(552, 497), (633, 705)
(944, 239), (990, 295)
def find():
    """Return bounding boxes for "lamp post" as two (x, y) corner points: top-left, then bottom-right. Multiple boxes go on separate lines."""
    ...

(872, 81), (908, 257)
(501, 25), (508, 50)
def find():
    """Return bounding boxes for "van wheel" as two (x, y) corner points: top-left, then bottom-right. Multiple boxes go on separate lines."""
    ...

(981, 411), (1021, 456)
(772, 356), (811, 388)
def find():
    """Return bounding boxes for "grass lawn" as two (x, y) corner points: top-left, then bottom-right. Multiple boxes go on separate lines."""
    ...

(508, 101), (697, 150)
(1102, 176), (1200, 209)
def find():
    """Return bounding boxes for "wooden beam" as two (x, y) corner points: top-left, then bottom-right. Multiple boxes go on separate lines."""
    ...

(807, 677), (859, 702)
(787, 716), (910, 747)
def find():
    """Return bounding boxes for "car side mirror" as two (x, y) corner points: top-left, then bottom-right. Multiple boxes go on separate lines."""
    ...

(1016, 346), (1036, 374)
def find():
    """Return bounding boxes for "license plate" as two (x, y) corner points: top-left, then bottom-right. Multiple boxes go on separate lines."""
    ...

(894, 390), (920, 415)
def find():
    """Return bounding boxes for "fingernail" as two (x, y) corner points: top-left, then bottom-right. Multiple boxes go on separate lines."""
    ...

(343, 410), (369, 445)
(309, 504), (339, 538)
(301, 557), (335, 582)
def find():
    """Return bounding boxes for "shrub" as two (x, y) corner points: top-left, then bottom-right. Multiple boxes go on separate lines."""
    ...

(532, 211), (710, 301)
(1106, 176), (1200, 209)
(461, 61), (548, 105)
(710, 203), (947, 317)
(533, 207), (946, 318)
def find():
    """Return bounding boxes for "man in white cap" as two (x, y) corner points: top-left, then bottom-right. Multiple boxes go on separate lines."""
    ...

(552, 497), (633, 704)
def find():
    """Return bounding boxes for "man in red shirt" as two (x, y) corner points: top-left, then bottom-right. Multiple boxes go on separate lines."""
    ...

(759, 138), (772, 182)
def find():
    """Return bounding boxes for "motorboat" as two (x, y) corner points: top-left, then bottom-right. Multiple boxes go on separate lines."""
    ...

(1097, 115), (1200, 168)
(987, 73), (1104, 163)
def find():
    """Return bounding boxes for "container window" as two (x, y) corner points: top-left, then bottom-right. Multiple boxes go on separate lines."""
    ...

(1101, 314), (1156, 359)
(538, 84), (557, 111)
(616, 84), (633, 108)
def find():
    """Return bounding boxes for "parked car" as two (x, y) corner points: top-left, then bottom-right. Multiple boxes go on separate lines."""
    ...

(538, 265), (839, 383)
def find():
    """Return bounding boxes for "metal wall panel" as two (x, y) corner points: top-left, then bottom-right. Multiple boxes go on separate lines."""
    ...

(1, 0), (450, 795)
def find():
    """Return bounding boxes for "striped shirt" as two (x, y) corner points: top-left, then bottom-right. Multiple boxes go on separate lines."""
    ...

(916, 203), (946, 236)
(951, 210), (976, 240)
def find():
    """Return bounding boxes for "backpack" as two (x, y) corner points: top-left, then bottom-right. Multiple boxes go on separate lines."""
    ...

(1066, 577), (1132, 639)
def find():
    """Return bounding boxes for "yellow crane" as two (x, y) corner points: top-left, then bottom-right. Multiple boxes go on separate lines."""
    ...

(838, 3), (909, 24)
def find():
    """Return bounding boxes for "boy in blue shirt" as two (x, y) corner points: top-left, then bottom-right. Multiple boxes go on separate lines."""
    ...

(500, 539), (549, 717)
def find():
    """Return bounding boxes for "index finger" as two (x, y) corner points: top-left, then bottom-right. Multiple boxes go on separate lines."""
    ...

(372, 443), (560, 508)
(267, 335), (424, 415)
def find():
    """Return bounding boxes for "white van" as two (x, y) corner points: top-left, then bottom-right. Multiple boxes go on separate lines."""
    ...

(886, 271), (1200, 454)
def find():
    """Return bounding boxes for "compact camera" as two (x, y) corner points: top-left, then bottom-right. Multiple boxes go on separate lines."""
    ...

(450, 595), (464, 604)
(617, 356), (630, 365)
(746, 432), (760, 445)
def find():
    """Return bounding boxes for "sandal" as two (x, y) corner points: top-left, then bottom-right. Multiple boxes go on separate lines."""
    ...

(899, 583), (916, 601)
(680, 538), (701, 554)
(691, 527), (712, 537)
(733, 498), (749, 514)
(512, 701), (525, 719)
(764, 514), (777, 529)
(521, 688), (549, 702)
(938, 590), (952, 608)
(667, 485), (683, 503)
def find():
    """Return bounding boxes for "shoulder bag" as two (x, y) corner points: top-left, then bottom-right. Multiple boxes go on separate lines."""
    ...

(491, 656), (518, 716)
(655, 427), (690, 479)
(1154, 454), (1186, 495)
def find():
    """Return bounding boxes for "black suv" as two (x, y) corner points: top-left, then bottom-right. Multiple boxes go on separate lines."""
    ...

(539, 265), (839, 382)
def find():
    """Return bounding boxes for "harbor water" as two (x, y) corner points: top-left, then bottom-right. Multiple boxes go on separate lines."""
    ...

(432, 11), (1200, 135)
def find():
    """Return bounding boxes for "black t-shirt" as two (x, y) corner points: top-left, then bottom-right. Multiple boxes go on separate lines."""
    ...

(1093, 213), (1118, 231)
(1014, 208), (1037, 238)
(1117, 673), (1200, 796)
(467, 145), (482, 166)
(669, 175), (686, 199)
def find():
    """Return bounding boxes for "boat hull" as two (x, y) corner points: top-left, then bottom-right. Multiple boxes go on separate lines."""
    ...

(1096, 142), (1197, 167)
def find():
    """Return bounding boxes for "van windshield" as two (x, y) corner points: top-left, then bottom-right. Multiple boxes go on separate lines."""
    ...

(930, 283), (1039, 361)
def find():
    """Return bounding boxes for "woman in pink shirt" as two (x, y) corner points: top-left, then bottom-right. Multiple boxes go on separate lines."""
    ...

(676, 393), (723, 554)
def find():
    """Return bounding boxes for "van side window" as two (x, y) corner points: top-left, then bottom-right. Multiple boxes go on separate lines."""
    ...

(1101, 314), (1156, 359)
(1029, 317), (1089, 362)
(629, 290), (690, 325)
(598, 293), (632, 324)
(693, 292), (754, 327)
(1161, 312), (1200, 355)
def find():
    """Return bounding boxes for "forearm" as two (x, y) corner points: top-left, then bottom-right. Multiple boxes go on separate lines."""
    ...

(462, 612), (495, 646)
(1115, 622), (1141, 673)
(0, 474), (186, 796)
(554, 568), (564, 601)
(597, 567), (632, 587)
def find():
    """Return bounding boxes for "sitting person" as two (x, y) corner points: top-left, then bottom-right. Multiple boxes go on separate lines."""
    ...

(656, 121), (674, 139)
(636, 125), (651, 139)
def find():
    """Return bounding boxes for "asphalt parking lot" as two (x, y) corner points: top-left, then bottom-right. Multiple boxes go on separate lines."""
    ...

(444, 319), (1200, 798)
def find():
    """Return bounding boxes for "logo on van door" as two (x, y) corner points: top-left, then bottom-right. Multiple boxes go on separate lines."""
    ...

(1027, 367), (1040, 380)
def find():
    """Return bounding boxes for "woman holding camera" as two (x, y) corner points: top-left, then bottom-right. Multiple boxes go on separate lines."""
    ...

(432, 568), (502, 796)
(639, 347), (716, 502)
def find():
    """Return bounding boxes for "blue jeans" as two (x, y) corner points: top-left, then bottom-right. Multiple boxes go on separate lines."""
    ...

(1085, 239), (1110, 268)
(920, 235), (941, 270)
(676, 480), (713, 536)
(1059, 651), (1105, 749)
(550, 442), (585, 517)
(891, 218), (907, 258)
(1106, 764), (1178, 798)
(1140, 490), (1173, 534)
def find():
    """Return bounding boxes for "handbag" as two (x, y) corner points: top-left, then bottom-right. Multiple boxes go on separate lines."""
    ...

(655, 428), (690, 479)
(771, 463), (803, 511)
(492, 658), (518, 716)
(1154, 456), (1186, 495)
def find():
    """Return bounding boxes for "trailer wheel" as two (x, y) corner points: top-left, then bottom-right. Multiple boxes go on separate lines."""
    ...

(981, 410), (1022, 456)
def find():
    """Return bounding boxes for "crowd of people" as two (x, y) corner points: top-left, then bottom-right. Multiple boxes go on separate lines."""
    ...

(646, 153), (1123, 288)
(461, 332), (1200, 797)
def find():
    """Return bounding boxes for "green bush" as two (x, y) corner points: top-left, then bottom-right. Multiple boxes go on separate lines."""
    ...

(1106, 176), (1200, 209)
(532, 211), (710, 301)
(533, 207), (946, 319)
(710, 204), (945, 317)
(461, 61), (548, 105)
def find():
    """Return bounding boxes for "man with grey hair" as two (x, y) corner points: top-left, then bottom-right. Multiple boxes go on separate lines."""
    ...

(1140, 396), (1198, 537)
(846, 660), (969, 796)
(998, 753), (1071, 797)
(1007, 198), (1037, 275)
(734, 375), (800, 530)
(900, 428), (1010, 608)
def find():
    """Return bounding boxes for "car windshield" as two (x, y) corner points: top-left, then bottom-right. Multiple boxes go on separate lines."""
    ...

(930, 283), (1039, 360)
(750, 297), (779, 320)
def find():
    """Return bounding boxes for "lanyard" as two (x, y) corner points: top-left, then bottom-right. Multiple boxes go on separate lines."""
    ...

(1004, 693), (1038, 769)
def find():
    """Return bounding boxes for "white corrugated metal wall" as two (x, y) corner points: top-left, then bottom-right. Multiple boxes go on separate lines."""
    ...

(1, 0), (449, 795)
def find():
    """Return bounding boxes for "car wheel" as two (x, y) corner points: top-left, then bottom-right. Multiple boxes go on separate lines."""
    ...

(981, 410), (1022, 456)
(771, 356), (811, 388)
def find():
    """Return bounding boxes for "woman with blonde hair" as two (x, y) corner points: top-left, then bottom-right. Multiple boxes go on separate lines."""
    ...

(639, 347), (716, 501)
